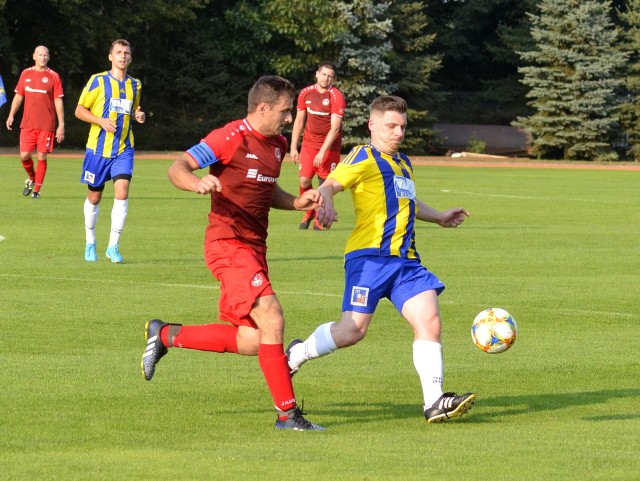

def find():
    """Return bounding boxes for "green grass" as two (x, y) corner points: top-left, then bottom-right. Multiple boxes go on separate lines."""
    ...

(1, 155), (638, 480)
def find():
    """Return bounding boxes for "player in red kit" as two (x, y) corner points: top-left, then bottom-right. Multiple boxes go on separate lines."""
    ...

(290, 61), (346, 230)
(5, 45), (65, 199)
(141, 76), (326, 431)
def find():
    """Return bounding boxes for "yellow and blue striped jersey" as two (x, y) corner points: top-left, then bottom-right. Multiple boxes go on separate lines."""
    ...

(78, 71), (141, 158)
(329, 144), (420, 261)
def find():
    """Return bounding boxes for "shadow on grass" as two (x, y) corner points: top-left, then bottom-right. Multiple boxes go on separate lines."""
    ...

(311, 388), (640, 425)
(472, 388), (640, 423)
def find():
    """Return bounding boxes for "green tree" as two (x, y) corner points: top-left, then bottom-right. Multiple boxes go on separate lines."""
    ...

(130, 0), (249, 148)
(224, 0), (397, 149)
(616, 0), (640, 160)
(482, 0), (538, 124)
(426, 0), (533, 125)
(0, 0), (219, 148)
(225, 0), (440, 152)
(0, 0), (440, 152)
(387, 1), (441, 152)
(334, 0), (395, 147)
(515, 0), (628, 161)
(224, 0), (344, 83)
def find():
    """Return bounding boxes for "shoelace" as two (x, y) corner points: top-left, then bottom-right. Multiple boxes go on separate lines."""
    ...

(290, 409), (315, 428)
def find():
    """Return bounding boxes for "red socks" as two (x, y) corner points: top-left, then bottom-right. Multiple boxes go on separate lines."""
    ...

(20, 158), (46, 192)
(161, 323), (239, 353)
(34, 159), (47, 192)
(258, 343), (296, 413)
(299, 185), (312, 197)
(22, 158), (35, 180)
(157, 326), (296, 412)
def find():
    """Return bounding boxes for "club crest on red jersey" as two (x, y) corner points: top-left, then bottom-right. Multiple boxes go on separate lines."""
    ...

(251, 273), (264, 287)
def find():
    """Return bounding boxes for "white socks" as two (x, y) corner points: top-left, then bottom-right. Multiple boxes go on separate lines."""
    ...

(84, 198), (99, 244)
(413, 340), (444, 409)
(288, 327), (445, 410)
(288, 322), (337, 370)
(84, 198), (128, 246)
(109, 199), (128, 247)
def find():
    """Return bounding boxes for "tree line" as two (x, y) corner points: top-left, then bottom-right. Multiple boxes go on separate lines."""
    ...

(1, 0), (639, 161)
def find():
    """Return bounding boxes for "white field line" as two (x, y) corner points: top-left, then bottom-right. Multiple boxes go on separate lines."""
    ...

(0, 273), (342, 298)
(0, 274), (635, 318)
(440, 189), (598, 203)
(468, 302), (640, 320)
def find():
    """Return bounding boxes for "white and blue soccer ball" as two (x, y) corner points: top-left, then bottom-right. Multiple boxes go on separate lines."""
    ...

(471, 308), (518, 354)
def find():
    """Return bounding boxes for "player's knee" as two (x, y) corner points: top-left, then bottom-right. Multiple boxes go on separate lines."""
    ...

(250, 300), (286, 339)
(299, 177), (312, 189)
(87, 190), (103, 204)
(340, 333), (363, 347)
(349, 327), (367, 345)
(237, 327), (260, 355)
(333, 321), (367, 347)
(413, 316), (442, 340)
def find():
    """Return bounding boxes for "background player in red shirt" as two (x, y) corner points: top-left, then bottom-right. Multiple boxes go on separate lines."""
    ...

(289, 61), (346, 230)
(5, 45), (65, 199)
(141, 76), (325, 431)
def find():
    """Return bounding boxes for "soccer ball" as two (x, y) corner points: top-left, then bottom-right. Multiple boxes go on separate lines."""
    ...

(471, 308), (518, 354)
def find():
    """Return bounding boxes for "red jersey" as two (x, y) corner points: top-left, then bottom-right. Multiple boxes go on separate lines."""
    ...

(296, 84), (346, 151)
(185, 118), (288, 254)
(15, 67), (64, 131)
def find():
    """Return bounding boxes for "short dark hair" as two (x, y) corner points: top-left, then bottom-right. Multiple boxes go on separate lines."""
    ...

(317, 61), (337, 73)
(370, 95), (407, 116)
(110, 39), (131, 53)
(247, 75), (296, 113)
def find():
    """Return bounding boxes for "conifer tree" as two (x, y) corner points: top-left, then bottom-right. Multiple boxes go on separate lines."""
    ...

(388, 1), (441, 152)
(617, 0), (640, 159)
(331, 0), (394, 147)
(515, 0), (628, 161)
(225, 0), (415, 148)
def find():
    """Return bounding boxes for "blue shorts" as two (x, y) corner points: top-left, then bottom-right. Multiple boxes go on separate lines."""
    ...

(80, 148), (134, 188)
(342, 256), (445, 314)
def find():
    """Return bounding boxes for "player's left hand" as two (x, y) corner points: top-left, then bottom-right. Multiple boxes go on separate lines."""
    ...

(135, 107), (146, 124)
(56, 127), (65, 143)
(437, 208), (470, 228)
(315, 205), (338, 229)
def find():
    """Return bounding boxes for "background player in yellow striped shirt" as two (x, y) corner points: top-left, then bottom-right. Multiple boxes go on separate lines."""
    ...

(75, 39), (145, 263)
(287, 95), (476, 424)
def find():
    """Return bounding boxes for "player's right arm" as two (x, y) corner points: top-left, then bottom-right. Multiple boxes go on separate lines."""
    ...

(75, 75), (116, 132)
(168, 153), (222, 195)
(289, 109), (306, 164)
(315, 177), (343, 228)
(75, 104), (116, 133)
(5, 94), (24, 130)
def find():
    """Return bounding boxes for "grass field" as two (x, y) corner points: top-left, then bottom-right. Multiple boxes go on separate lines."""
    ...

(1, 155), (638, 480)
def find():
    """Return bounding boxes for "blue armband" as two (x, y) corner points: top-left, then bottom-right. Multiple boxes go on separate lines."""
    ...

(187, 142), (218, 168)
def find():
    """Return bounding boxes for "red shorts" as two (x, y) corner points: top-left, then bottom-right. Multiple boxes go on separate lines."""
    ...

(298, 142), (340, 180)
(204, 238), (275, 328)
(20, 129), (55, 154)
